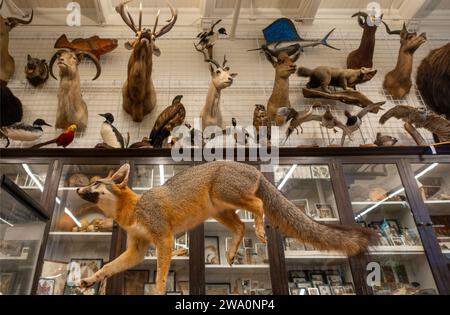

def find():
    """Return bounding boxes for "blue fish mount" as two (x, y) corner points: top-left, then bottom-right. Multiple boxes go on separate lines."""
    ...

(263, 18), (302, 44)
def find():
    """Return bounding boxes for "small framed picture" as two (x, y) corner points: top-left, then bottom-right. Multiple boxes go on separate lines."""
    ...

(124, 270), (150, 295)
(0, 272), (16, 294)
(63, 258), (103, 295)
(315, 204), (334, 219)
(312, 280), (324, 288)
(0, 240), (23, 257)
(206, 283), (231, 295)
(296, 282), (312, 289)
(311, 165), (330, 179)
(205, 236), (220, 265)
(243, 238), (254, 249)
(343, 283), (355, 295)
(147, 244), (157, 257)
(308, 271), (324, 282)
(390, 236), (405, 246)
(318, 285), (332, 295)
(152, 270), (176, 292)
(41, 260), (68, 295)
(292, 199), (310, 215)
(289, 270), (306, 280)
(289, 288), (300, 295)
(254, 243), (268, 264)
(326, 275), (342, 285)
(331, 286), (344, 295)
(37, 278), (55, 295)
(144, 282), (156, 295)
(307, 287), (320, 295)
(175, 233), (189, 255)
(293, 277), (307, 284)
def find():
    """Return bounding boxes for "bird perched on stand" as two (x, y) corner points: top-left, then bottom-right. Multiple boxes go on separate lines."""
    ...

(32, 124), (77, 148)
(374, 133), (398, 146)
(149, 95), (186, 148)
(196, 19), (227, 56)
(1, 119), (51, 147)
(341, 102), (384, 146)
(98, 113), (128, 148)
(253, 104), (271, 145)
(278, 103), (321, 143)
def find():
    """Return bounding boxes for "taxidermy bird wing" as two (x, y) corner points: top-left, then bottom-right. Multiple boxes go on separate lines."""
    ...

(379, 105), (414, 124)
(334, 119), (353, 139)
(111, 124), (125, 148)
(357, 102), (385, 119)
(149, 98), (186, 148)
(277, 107), (298, 122)
(303, 114), (323, 123)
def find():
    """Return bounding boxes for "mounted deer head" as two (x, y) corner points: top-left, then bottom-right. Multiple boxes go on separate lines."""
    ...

(0, 0), (33, 83)
(263, 45), (300, 79)
(117, 0), (177, 122)
(347, 11), (383, 69)
(383, 22), (427, 98)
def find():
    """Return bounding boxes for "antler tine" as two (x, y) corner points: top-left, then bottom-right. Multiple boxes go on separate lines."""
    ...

(153, 9), (161, 36)
(116, 1), (138, 33)
(154, 0), (178, 38)
(222, 55), (228, 68)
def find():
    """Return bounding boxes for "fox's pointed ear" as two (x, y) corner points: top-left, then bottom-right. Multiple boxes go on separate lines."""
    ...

(112, 164), (130, 188)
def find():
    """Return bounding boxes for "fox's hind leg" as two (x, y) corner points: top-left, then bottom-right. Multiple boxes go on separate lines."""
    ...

(236, 197), (267, 244)
(154, 234), (174, 295)
(213, 210), (245, 266)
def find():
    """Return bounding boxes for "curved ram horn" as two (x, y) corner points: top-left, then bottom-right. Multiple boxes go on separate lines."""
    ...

(7, 9), (34, 29)
(351, 11), (367, 28)
(154, 0), (178, 38)
(76, 51), (102, 81)
(49, 49), (71, 80)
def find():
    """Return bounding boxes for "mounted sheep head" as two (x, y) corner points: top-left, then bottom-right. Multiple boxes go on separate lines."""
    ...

(49, 49), (101, 81)
(0, 0), (33, 83)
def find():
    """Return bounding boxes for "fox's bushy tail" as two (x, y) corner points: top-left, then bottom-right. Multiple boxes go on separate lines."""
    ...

(256, 176), (378, 256)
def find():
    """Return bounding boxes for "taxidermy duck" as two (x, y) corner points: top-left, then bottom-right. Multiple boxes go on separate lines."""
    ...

(0, 118), (51, 147)
(196, 19), (227, 50)
(278, 103), (321, 143)
(99, 113), (127, 149)
(32, 124), (77, 148)
(149, 95), (186, 148)
(374, 132), (398, 146)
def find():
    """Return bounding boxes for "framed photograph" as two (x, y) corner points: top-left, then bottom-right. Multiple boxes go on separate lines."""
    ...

(311, 165), (330, 179)
(124, 270), (150, 295)
(63, 258), (103, 295)
(326, 275), (342, 285)
(390, 236), (405, 246)
(144, 283), (156, 295)
(243, 238), (253, 249)
(0, 240), (23, 257)
(284, 238), (305, 251)
(177, 281), (189, 295)
(41, 260), (68, 295)
(296, 282), (312, 289)
(315, 204), (334, 219)
(293, 277), (307, 284)
(254, 243), (268, 264)
(312, 280), (324, 287)
(342, 284), (355, 295)
(206, 283), (231, 295)
(175, 233), (189, 256)
(152, 270), (175, 292)
(308, 271), (324, 282)
(331, 286), (344, 295)
(292, 199), (310, 215)
(37, 278), (55, 295)
(318, 285), (332, 295)
(205, 236), (220, 265)
(289, 270), (306, 280)
(245, 248), (254, 264)
(289, 288), (300, 295)
(307, 287), (320, 295)
(0, 272), (16, 294)
(251, 280), (259, 290)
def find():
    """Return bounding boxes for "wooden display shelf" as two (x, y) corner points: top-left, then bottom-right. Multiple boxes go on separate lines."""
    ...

(285, 250), (347, 260)
(48, 231), (112, 243)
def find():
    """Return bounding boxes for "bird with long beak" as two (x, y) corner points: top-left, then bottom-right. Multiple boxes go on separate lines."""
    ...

(31, 124), (77, 148)
(99, 113), (127, 148)
(1, 119), (51, 148)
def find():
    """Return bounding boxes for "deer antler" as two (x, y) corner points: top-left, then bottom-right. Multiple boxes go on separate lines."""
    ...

(116, 1), (138, 33)
(154, 0), (178, 38)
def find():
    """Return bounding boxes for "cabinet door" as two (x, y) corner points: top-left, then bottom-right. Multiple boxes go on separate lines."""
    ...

(274, 164), (355, 296)
(125, 164), (190, 296)
(0, 176), (47, 295)
(41, 164), (119, 295)
(342, 163), (438, 295)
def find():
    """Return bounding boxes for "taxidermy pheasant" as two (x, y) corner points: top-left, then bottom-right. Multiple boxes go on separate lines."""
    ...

(99, 113), (128, 149)
(0, 119), (51, 147)
(149, 95), (186, 148)
(31, 124), (77, 148)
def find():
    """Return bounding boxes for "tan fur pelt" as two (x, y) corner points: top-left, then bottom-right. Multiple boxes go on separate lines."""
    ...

(417, 43), (450, 119)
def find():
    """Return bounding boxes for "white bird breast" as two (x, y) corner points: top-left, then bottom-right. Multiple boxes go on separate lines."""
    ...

(3, 129), (43, 141)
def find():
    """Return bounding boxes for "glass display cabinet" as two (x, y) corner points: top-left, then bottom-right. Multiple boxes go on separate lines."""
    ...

(0, 175), (48, 295)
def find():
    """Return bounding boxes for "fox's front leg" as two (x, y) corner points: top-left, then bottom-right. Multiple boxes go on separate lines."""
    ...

(80, 237), (149, 289)
(154, 234), (174, 295)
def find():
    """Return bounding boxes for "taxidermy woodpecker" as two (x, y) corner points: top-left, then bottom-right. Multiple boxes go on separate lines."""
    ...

(196, 19), (227, 50)
(31, 124), (77, 148)
(0, 119), (51, 148)
(99, 113), (126, 149)
(149, 95), (186, 148)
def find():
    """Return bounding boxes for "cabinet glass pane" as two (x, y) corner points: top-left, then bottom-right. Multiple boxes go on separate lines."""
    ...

(343, 163), (438, 295)
(127, 164), (190, 295)
(411, 163), (450, 263)
(205, 164), (271, 296)
(0, 189), (46, 295)
(42, 165), (117, 295)
(0, 164), (48, 202)
(275, 164), (354, 296)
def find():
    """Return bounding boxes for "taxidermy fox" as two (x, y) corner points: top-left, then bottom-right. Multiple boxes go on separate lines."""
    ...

(77, 161), (377, 295)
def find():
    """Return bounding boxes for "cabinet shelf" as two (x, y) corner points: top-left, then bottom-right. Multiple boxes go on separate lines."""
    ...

(0, 253), (29, 261)
(285, 250), (347, 260)
(368, 245), (425, 257)
(205, 264), (270, 275)
(48, 231), (112, 243)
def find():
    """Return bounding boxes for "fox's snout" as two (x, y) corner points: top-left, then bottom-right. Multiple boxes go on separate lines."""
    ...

(77, 187), (100, 204)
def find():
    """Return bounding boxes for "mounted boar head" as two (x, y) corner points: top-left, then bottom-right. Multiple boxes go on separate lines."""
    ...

(0, 0), (33, 82)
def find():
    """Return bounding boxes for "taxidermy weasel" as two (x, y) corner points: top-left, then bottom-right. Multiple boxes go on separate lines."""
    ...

(76, 161), (377, 295)
(297, 66), (377, 93)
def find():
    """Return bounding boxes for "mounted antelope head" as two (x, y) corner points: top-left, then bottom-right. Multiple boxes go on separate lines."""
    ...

(347, 11), (384, 69)
(0, 0), (33, 83)
(49, 49), (101, 131)
(200, 55), (237, 130)
(262, 45), (300, 125)
(116, 0), (177, 122)
(383, 22), (427, 98)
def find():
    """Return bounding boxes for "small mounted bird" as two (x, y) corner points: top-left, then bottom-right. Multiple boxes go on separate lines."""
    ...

(278, 103), (321, 143)
(341, 102), (384, 146)
(98, 113), (128, 149)
(0, 119), (51, 148)
(196, 19), (227, 49)
(253, 104), (271, 145)
(374, 132), (398, 146)
(302, 108), (353, 141)
(224, 118), (250, 145)
(31, 124), (77, 148)
(149, 95), (186, 148)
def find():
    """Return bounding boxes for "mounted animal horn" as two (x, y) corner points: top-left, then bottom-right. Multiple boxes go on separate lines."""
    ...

(205, 58), (221, 69)
(154, 0), (178, 38)
(75, 51), (102, 81)
(49, 49), (71, 80)
(352, 11), (368, 28)
(382, 21), (404, 35)
(0, 0), (3, 9)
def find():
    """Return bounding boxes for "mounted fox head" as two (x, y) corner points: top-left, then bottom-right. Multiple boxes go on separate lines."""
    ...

(77, 164), (132, 219)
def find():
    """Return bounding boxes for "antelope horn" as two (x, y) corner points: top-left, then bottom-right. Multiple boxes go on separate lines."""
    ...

(154, 0), (178, 38)
(351, 11), (367, 28)
(49, 49), (71, 80)
(382, 21), (402, 35)
(116, 1), (138, 33)
(222, 55), (228, 68)
(205, 58), (221, 69)
(7, 9), (34, 29)
(76, 51), (102, 81)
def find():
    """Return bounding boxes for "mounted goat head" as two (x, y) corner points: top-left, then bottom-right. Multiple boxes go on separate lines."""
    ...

(263, 45), (300, 125)
(0, 0), (33, 83)
(200, 55), (237, 130)
(383, 22), (427, 98)
(117, 0), (177, 122)
(49, 49), (101, 131)
(347, 11), (383, 69)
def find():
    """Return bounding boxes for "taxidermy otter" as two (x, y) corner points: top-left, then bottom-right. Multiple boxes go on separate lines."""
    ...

(24, 55), (49, 87)
(417, 43), (450, 119)
(0, 85), (23, 127)
(297, 66), (377, 93)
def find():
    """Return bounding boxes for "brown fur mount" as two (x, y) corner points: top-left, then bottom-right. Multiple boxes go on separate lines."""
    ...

(417, 43), (450, 119)
(54, 34), (118, 59)
(24, 55), (49, 87)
